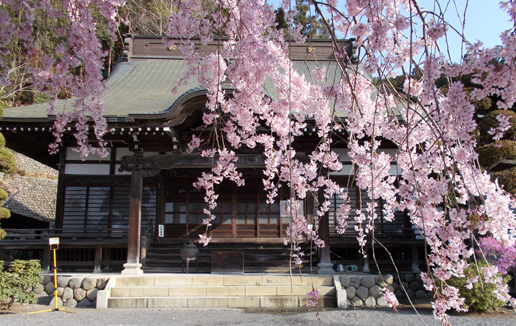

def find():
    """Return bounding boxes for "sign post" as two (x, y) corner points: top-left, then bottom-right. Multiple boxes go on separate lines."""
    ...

(28, 237), (74, 314)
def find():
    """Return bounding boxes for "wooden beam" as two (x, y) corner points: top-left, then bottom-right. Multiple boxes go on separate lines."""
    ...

(317, 170), (334, 274)
(119, 153), (268, 173)
(122, 167), (143, 274)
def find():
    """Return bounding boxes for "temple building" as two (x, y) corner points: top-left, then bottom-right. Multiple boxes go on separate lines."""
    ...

(0, 36), (424, 274)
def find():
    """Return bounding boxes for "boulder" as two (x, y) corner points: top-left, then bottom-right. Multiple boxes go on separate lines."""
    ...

(86, 288), (98, 302)
(346, 286), (356, 300)
(375, 275), (388, 287)
(82, 277), (97, 291)
(356, 286), (369, 300)
(33, 283), (45, 295)
(41, 275), (52, 285)
(74, 288), (87, 302)
(63, 287), (73, 301)
(369, 285), (382, 298)
(350, 297), (363, 307)
(57, 276), (71, 288)
(377, 294), (388, 307)
(395, 289), (405, 299)
(77, 298), (94, 308)
(416, 289), (427, 298)
(68, 277), (83, 289)
(340, 276), (351, 288)
(44, 281), (55, 295)
(377, 294), (399, 307)
(64, 298), (77, 308)
(350, 276), (360, 288)
(383, 274), (394, 285)
(49, 297), (63, 308)
(364, 296), (376, 307)
(96, 278), (109, 290)
(409, 281), (421, 292)
(360, 276), (376, 288)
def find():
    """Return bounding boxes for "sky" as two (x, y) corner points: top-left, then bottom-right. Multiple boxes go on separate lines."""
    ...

(268, 0), (514, 63)
(418, 0), (513, 62)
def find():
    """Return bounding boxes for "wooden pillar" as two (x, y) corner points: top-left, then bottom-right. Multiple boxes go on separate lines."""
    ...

(93, 245), (102, 273)
(411, 245), (421, 273)
(42, 245), (50, 272)
(363, 250), (370, 272)
(317, 174), (334, 274)
(54, 150), (66, 229)
(122, 166), (144, 274)
(155, 175), (164, 242)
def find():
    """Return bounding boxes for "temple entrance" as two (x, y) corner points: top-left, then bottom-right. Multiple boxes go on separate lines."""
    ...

(163, 178), (290, 239)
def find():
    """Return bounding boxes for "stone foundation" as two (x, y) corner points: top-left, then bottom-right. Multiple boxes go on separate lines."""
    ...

(334, 273), (428, 308)
(393, 272), (428, 301)
(35, 273), (428, 309)
(37, 275), (110, 308)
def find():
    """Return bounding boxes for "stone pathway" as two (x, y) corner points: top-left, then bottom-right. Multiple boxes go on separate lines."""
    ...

(1, 304), (515, 326)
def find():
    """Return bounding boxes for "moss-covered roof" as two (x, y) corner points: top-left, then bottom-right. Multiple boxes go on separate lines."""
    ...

(0, 153), (57, 224)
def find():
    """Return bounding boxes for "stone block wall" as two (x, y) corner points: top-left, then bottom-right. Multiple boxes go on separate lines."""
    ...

(393, 272), (428, 301)
(37, 275), (109, 308)
(334, 273), (429, 308)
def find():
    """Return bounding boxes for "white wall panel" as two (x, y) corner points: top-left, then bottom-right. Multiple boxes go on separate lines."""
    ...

(66, 147), (111, 161)
(65, 164), (110, 175)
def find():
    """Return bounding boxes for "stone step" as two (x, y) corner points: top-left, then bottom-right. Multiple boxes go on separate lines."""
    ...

(108, 295), (336, 309)
(115, 274), (334, 287)
(111, 285), (336, 297)
(105, 274), (336, 309)
(140, 266), (313, 274)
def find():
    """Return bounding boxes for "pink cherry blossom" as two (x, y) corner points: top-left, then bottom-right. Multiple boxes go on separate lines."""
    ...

(3, 1), (516, 323)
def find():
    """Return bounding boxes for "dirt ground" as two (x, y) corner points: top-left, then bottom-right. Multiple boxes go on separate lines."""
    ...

(1, 297), (515, 317)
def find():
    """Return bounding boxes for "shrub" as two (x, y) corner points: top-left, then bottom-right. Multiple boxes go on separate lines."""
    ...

(0, 148), (16, 174)
(0, 260), (42, 310)
(476, 140), (516, 168)
(478, 109), (516, 145)
(446, 261), (511, 313)
(477, 237), (516, 275)
(490, 166), (516, 195)
(0, 207), (11, 221)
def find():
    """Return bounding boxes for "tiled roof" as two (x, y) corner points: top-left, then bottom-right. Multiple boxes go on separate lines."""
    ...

(2, 37), (348, 121)
(0, 153), (57, 225)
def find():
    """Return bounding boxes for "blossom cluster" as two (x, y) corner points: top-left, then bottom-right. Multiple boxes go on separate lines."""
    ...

(477, 236), (516, 275)
(165, 1), (516, 323)
(307, 288), (320, 307)
(0, 0), (122, 159)
(3, 1), (516, 324)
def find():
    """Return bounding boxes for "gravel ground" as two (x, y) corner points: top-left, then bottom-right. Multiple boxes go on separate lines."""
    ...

(1, 304), (515, 326)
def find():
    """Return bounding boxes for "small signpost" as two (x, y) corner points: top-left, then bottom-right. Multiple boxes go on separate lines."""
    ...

(28, 237), (74, 314)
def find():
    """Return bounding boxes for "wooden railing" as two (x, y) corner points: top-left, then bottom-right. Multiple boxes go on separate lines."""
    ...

(1, 227), (130, 242)
(330, 226), (425, 244)
(0, 226), (158, 273)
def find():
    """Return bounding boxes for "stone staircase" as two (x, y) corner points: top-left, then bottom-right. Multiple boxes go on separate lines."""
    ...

(142, 241), (316, 273)
(103, 274), (336, 309)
